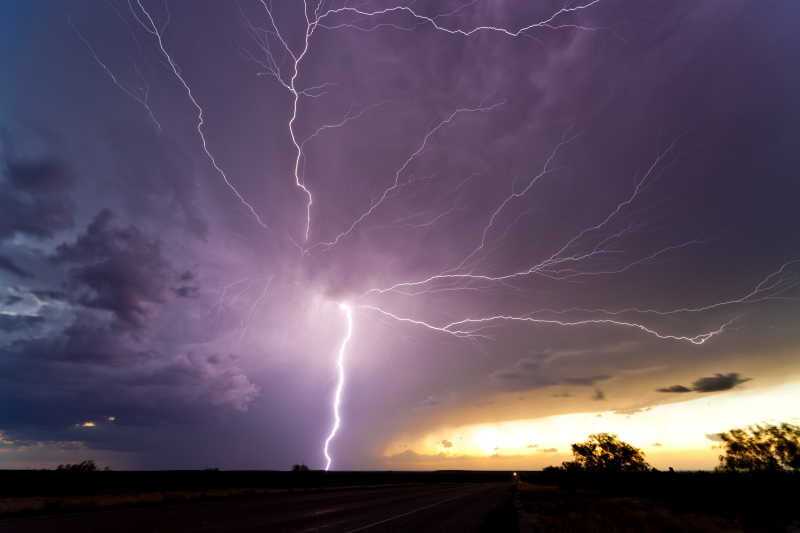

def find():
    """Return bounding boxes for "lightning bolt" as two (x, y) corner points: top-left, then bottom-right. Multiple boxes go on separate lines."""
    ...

(363, 142), (681, 296)
(83, 1), (800, 473)
(448, 131), (578, 272)
(356, 304), (730, 346)
(323, 302), (353, 471)
(70, 18), (162, 132)
(134, 0), (272, 231)
(238, 276), (274, 344)
(252, 0), (329, 242)
(315, 1), (605, 38)
(310, 102), (505, 251)
(253, 0), (606, 244)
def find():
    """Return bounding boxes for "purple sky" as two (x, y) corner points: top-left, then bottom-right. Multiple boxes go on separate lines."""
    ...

(1, 0), (799, 470)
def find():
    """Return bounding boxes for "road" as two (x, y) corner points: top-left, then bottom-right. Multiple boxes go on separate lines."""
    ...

(0, 483), (515, 532)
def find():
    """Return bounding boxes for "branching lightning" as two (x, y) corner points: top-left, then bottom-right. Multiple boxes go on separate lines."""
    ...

(134, 0), (272, 231)
(70, 18), (162, 131)
(357, 304), (731, 346)
(362, 142), (681, 296)
(86, 1), (800, 472)
(311, 102), (505, 251)
(448, 131), (578, 272)
(251, 0), (606, 244)
(315, 1), (605, 38)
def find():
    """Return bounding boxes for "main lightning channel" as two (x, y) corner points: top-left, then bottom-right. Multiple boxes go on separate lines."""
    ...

(323, 302), (353, 471)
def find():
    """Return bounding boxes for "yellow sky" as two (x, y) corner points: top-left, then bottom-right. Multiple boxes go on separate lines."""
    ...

(383, 381), (800, 470)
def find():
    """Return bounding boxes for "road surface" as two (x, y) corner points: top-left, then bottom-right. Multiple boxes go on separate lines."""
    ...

(0, 483), (514, 532)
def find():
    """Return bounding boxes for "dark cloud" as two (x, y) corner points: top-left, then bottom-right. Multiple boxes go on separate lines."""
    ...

(657, 385), (692, 393)
(657, 373), (751, 393)
(3, 294), (23, 306)
(31, 290), (66, 301)
(563, 375), (612, 386)
(172, 286), (200, 298)
(0, 323), (258, 436)
(492, 357), (613, 391)
(0, 314), (44, 332)
(54, 209), (171, 331)
(592, 389), (606, 401)
(692, 373), (751, 392)
(6, 158), (75, 192)
(172, 270), (199, 298)
(0, 156), (74, 240)
(540, 448), (558, 453)
(0, 255), (30, 278)
(0, 208), (258, 450)
(440, 439), (452, 448)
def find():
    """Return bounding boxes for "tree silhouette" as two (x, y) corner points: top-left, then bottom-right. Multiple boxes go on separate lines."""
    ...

(717, 423), (800, 472)
(563, 433), (650, 472)
(56, 460), (97, 472)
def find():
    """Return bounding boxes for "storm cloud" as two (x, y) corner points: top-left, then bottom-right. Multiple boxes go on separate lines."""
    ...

(1, 1), (799, 470)
(0, 156), (75, 241)
(0, 255), (31, 278)
(491, 356), (613, 391)
(657, 385), (692, 393)
(692, 373), (752, 393)
(54, 209), (171, 331)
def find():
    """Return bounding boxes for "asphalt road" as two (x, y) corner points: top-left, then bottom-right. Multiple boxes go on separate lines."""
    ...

(0, 483), (515, 532)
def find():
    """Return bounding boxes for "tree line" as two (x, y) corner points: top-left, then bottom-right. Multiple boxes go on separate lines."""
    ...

(558, 422), (799, 473)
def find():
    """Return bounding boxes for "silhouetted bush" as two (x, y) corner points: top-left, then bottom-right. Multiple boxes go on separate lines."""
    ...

(562, 433), (650, 472)
(56, 460), (97, 473)
(717, 422), (800, 472)
(291, 464), (310, 472)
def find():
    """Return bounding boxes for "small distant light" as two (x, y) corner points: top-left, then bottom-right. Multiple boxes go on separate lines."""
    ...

(107, 416), (116, 422)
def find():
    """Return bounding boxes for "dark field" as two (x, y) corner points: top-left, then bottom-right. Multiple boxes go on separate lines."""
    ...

(0, 469), (511, 498)
(0, 470), (798, 532)
(518, 470), (800, 533)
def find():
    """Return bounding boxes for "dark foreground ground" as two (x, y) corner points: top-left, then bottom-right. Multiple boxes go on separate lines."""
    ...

(518, 470), (800, 533)
(1, 470), (798, 532)
(1, 482), (514, 533)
